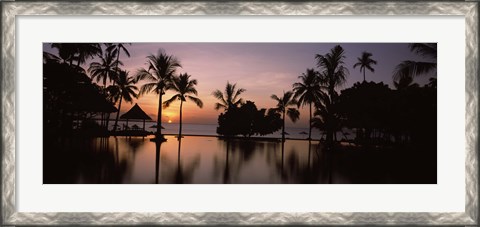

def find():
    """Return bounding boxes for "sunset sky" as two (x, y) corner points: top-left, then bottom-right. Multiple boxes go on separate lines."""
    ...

(43, 43), (436, 127)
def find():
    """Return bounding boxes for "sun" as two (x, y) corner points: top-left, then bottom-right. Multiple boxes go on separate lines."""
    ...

(168, 119), (172, 123)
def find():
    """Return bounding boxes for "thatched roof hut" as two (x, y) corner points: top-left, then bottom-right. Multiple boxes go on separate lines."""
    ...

(120, 104), (152, 131)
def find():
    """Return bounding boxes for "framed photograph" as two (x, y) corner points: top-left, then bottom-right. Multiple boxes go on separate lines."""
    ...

(2, 1), (478, 225)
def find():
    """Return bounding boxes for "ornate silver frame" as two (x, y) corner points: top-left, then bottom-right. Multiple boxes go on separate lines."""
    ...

(1, 1), (478, 226)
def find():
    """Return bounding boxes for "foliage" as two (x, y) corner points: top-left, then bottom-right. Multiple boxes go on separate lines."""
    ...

(216, 101), (281, 137)
(337, 81), (436, 145)
(212, 82), (246, 111)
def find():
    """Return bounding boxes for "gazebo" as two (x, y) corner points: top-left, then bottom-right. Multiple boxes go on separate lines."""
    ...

(120, 103), (152, 131)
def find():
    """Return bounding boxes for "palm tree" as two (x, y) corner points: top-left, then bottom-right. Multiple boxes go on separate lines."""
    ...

(76, 43), (102, 67)
(51, 43), (77, 66)
(88, 50), (121, 88)
(107, 70), (138, 132)
(136, 49), (182, 138)
(316, 45), (349, 99)
(51, 43), (102, 67)
(212, 82), (246, 111)
(353, 51), (377, 82)
(315, 45), (349, 145)
(163, 73), (203, 140)
(270, 91), (300, 141)
(393, 43), (437, 81)
(105, 43), (131, 85)
(293, 68), (324, 140)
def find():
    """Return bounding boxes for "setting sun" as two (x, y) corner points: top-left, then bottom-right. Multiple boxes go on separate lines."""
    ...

(168, 120), (172, 123)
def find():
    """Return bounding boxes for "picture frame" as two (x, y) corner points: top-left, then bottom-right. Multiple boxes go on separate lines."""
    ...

(1, 1), (478, 225)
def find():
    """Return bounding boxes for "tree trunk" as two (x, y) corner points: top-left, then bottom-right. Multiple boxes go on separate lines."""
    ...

(113, 48), (120, 86)
(156, 91), (163, 136)
(178, 100), (183, 140)
(308, 102), (312, 140)
(282, 110), (286, 141)
(113, 96), (123, 132)
(363, 69), (366, 82)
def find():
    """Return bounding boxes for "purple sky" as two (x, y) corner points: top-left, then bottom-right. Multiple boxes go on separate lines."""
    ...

(43, 43), (436, 127)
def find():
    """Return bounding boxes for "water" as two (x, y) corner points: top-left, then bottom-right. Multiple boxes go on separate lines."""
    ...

(102, 121), (354, 140)
(43, 135), (436, 184)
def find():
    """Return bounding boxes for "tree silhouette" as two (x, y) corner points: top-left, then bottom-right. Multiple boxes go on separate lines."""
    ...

(76, 44), (102, 67)
(270, 91), (300, 141)
(353, 51), (377, 82)
(108, 70), (138, 132)
(136, 49), (182, 139)
(293, 68), (324, 140)
(105, 43), (131, 85)
(88, 50), (121, 88)
(51, 43), (102, 67)
(315, 45), (349, 145)
(163, 73), (203, 140)
(393, 43), (437, 82)
(212, 82), (246, 111)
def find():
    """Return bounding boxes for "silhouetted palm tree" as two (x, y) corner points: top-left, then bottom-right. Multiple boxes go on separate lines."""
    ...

(88, 50), (121, 88)
(393, 43), (437, 81)
(353, 51), (377, 82)
(51, 43), (102, 67)
(163, 73), (204, 140)
(76, 43), (102, 67)
(51, 43), (77, 66)
(315, 45), (349, 145)
(107, 70), (138, 132)
(212, 82), (246, 111)
(105, 43), (131, 85)
(136, 49), (182, 138)
(293, 68), (324, 140)
(271, 91), (300, 141)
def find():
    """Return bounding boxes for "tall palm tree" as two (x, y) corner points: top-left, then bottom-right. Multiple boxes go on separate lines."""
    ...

(163, 73), (204, 140)
(315, 45), (349, 145)
(212, 82), (246, 111)
(105, 43), (131, 85)
(353, 51), (377, 82)
(270, 91), (300, 141)
(293, 68), (324, 140)
(136, 49), (182, 138)
(107, 70), (138, 132)
(88, 50), (121, 88)
(316, 45), (349, 99)
(393, 43), (437, 81)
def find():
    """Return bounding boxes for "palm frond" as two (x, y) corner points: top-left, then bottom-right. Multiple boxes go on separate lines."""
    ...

(393, 60), (436, 81)
(409, 43), (437, 59)
(139, 82), (158, 96)
(163, 94), (181, 108)
(187, 96), (204, 108)
(135, 68), (157, 82)
(287, 108), (300, 123)
(214, 103), (227, 110)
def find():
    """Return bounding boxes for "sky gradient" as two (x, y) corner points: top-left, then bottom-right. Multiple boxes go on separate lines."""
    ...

(43, 43), (436, 127)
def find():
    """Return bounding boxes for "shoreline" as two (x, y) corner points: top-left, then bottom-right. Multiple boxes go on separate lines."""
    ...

(159, 133), (320, 142)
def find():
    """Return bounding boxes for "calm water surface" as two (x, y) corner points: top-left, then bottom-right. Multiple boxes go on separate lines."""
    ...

(87, 135), (320, 184)
(44, 133), (435, 184)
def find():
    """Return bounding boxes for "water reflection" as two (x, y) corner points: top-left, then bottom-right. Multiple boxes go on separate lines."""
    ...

(44, 136), (131, 183)
(44, 135), (436, 184)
